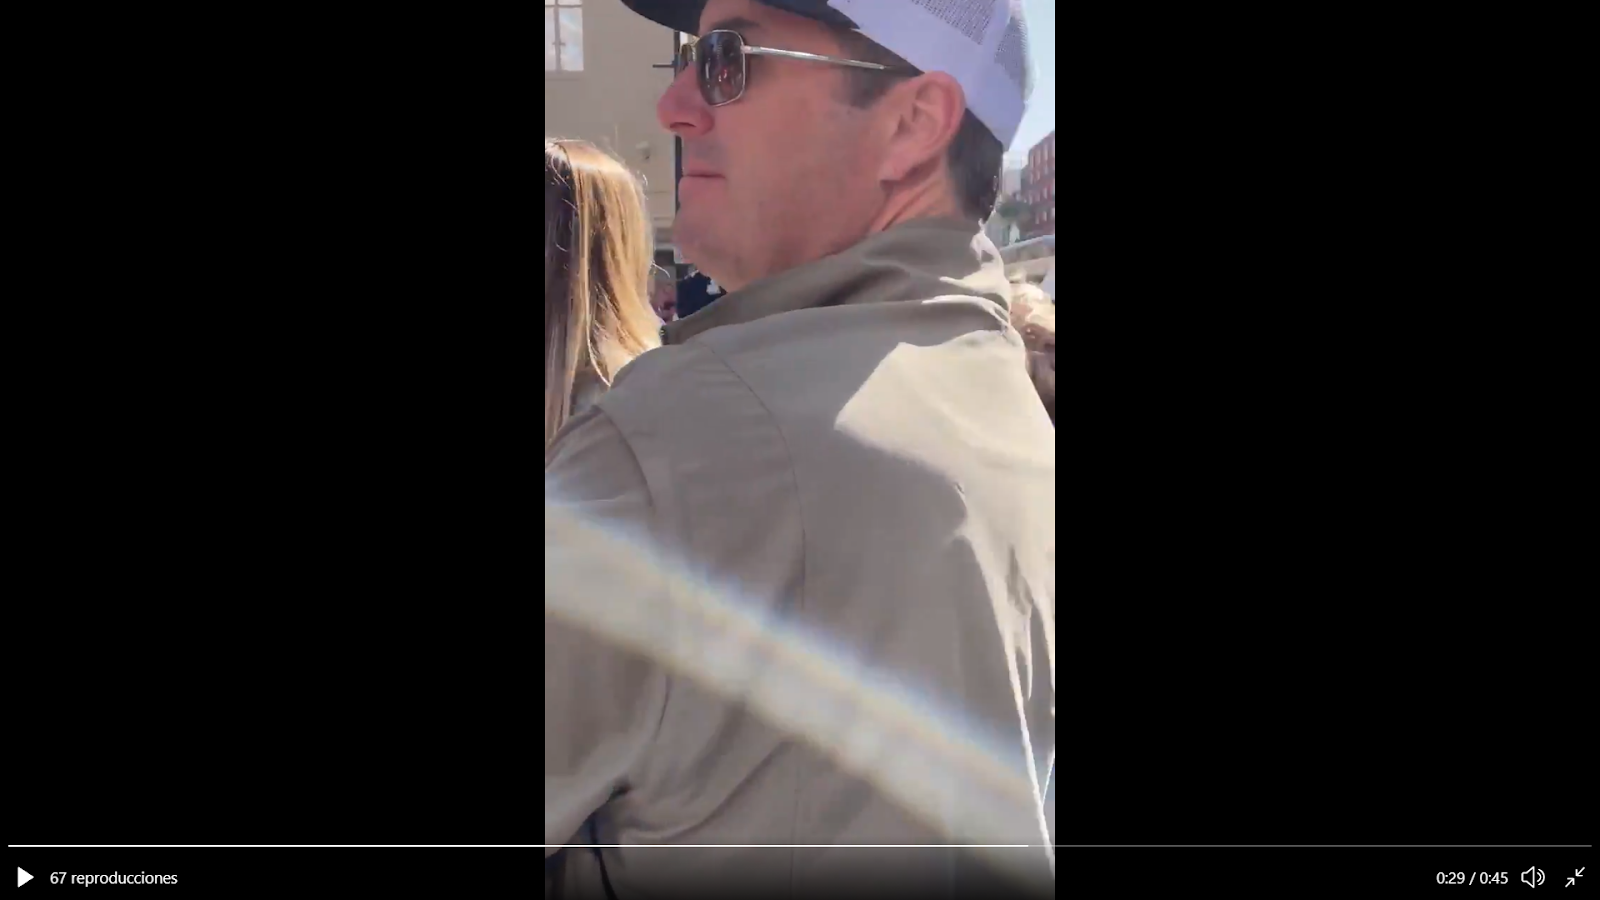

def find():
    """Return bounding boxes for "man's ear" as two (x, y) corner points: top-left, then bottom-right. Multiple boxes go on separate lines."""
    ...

(877, 72), (967, 183)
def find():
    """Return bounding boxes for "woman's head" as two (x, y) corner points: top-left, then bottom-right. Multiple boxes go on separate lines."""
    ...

(545, 138), (660, 447)
(649, 266), (678, 322)
(1009, 281), (1056, 426)
(1008, 281), (1056, 355)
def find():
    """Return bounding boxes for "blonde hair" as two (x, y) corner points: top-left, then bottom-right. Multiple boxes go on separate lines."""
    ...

(1008, 281), (1056, 425)
(1008, 280), (1054, 330)
(545, 139), (661, 448)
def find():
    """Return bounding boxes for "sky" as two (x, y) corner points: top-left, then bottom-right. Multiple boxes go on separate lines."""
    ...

(1006, 0), (1055, 165)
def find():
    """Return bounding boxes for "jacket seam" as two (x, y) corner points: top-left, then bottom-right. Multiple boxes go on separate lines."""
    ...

(694, 340), (809, 884)
(588, 408), (676, 784)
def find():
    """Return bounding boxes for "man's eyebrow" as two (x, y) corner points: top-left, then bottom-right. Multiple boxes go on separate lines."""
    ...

(702, 16), (760, 36)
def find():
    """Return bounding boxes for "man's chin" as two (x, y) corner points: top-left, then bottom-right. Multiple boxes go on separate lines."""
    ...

(672, 218), (723, 277)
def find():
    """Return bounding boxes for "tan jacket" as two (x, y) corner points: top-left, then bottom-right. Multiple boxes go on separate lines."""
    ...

(569, 369), (608, 421)
(545, 219), (1055, 897)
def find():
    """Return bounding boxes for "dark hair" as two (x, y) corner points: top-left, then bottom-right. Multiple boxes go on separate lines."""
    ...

(833, 30), (1005, 222)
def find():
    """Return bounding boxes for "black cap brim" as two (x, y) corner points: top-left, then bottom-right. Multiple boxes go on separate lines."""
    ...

(620, 0), (857, 36)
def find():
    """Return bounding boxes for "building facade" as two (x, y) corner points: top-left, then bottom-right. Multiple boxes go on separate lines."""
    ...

(1020, 130), (1055, 239)
(545, 0), (679, 263)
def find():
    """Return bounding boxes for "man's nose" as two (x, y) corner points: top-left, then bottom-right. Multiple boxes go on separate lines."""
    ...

(658, 68), (712, 137)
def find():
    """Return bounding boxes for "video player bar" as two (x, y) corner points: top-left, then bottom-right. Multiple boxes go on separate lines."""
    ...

(5, 846), (1591, 895)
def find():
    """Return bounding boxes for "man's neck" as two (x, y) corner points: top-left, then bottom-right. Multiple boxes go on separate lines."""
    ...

(867, 186), (969, 236)
(710, 192), (971, 295)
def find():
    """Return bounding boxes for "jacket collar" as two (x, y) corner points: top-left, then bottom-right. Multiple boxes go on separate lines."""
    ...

(662, 218), (1012, 345)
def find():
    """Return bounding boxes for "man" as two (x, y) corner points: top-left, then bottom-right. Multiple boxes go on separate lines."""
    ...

(545, 1), (1053, 896)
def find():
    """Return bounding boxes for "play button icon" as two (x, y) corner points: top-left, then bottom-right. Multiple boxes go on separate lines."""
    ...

(18, 868), (34, 887)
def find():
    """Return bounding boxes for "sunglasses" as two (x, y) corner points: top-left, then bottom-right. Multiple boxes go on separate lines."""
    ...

(673, 30), (917, 108)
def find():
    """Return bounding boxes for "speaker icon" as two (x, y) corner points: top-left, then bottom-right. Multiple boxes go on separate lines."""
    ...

(1521, 866), (1544, 888)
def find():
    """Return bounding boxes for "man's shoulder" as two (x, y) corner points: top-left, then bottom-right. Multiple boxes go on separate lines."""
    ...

(597, 342), (733, 424)
(597, 337), (792, 451)
(612, 341), (721, 387)
(544, 402), (646, 500)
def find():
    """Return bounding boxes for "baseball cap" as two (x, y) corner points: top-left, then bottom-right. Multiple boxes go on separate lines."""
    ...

(621, 0), (1033, 147)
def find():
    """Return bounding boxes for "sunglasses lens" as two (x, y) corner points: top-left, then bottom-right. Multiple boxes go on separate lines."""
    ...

(696, 32), (745, 106)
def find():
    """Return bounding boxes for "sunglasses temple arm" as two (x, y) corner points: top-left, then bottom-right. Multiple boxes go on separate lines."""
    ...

(741, 46), (903, 72)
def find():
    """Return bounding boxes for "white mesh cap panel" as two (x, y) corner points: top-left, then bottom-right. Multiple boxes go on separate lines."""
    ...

(910, 0), (994, 43)
(827, 0), (1032, 146)
(993, 9), (1032, 95)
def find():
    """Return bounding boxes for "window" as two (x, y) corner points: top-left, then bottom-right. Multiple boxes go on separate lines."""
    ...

(545, 0), (583, 72)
